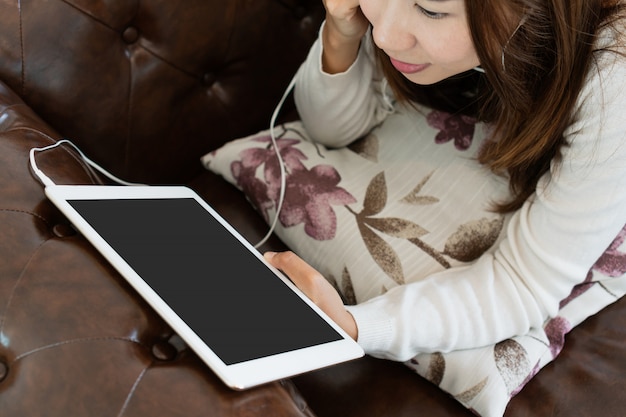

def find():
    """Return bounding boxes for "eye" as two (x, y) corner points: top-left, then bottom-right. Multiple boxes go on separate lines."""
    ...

(415, 4), (447, 19)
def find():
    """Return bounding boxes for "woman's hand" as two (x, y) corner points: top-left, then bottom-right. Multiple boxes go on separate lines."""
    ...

(321, 0), (369, 73)
(323, 0), (369, 41)
(264, 251), (358, 340)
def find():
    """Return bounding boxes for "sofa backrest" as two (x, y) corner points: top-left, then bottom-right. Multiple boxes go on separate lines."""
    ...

(0, 0), (324, 184)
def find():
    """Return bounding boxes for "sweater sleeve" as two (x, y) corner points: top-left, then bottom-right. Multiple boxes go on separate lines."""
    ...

(293, 22), (394, 147)
(346, 50), (626, 361)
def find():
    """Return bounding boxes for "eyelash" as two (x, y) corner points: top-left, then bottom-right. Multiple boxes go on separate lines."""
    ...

(415, 5), (446, 19)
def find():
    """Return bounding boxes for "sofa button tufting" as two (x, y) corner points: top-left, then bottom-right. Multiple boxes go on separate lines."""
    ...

(151, 340), (178, 361)
(122, 27), (139, 44)
(300, 16), (315, 32)
(52, 223), (76, 238)
(0, 361), (7, 382)
(203, 72), (217, 86)
(293, 6), (307, 19)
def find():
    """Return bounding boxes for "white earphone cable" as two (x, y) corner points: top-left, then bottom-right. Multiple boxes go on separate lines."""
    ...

(29, 73), (297, 249)
(29, 139), (146, 187)
(252, 73), (297, 249)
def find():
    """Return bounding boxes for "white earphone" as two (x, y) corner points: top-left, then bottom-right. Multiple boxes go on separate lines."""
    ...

(29, 73), (299, 250)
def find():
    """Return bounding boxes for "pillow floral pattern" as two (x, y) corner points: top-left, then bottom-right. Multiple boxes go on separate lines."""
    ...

(202, 106), (626, 417)
(229, 131), (356, 241)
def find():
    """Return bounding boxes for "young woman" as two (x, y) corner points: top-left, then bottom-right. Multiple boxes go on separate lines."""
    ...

(264, 0), (626, 360)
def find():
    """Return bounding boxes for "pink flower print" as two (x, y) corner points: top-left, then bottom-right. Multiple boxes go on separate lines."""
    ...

(230, 136), (356, 240)
(231, 136), (309, 222)
(253, 136), (309, 202)
(591, 224), (626, 277)
(231, 147), (274, 223)
(511, 361), (541, 397)
(559, 270), (594, 309)
(278, 164), (356, 240)
(559, 224), (626, 308)
(544, 316), (572, 359)
(426, 110), (477, 150)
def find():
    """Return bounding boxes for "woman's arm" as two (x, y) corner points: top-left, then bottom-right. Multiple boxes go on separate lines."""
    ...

(319, 0), (368, 74)
(293, 22), (394, 147)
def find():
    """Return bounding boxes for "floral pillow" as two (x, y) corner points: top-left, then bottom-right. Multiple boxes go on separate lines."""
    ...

(202, 106), (626, 417)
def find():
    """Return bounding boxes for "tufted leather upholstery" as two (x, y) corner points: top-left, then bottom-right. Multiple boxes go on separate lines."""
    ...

(0, 0), (323, 185)
(0, 1), (321, 415)
(0, 1), (625, 416)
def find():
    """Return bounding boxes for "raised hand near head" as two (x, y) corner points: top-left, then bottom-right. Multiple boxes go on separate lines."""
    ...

(321, 0), (369, 73)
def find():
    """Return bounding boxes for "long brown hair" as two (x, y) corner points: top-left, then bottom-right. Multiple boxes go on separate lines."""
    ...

(375, 0), (625, 212)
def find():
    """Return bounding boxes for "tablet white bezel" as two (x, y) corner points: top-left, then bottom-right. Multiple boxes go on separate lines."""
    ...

(45, 184), (363, 390)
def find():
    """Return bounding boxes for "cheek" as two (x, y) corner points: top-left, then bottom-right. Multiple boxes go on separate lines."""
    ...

(450, 24), (478, 62)
(358, 0), (377, 25)
(422, 30), (477, 65)
(451, 38), (479, 66)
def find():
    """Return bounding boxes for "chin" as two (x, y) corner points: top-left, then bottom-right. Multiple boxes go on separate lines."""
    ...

(404, 68), (474, 86)
(404, 73), (446, 86)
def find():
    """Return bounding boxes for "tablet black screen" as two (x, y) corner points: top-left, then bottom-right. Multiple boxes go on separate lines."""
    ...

(68, 197), (342, 365)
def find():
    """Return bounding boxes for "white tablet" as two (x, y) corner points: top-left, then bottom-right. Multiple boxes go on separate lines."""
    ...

(45, 184), (363, 390)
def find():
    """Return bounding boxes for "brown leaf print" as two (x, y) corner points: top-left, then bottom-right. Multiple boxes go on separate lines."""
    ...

(455, 377), (488, 405)
(443, 216), (504, 262)
(358, 221), (405, 285)
(511, 361), (541, 397)
(325, 273), (341, 295)
(361, 172), (388, 216)
(494, 339), (531, 395)
(349, 171), (450, 270)
(364, 217), (429, 239)
(408, 237), (452, 269)
(348, 133), (379, 162)
(341, 267), (357, 305)
(400, 171), (439, 206)
(402, 195), (439, 206)
(425, 352), (446, 385)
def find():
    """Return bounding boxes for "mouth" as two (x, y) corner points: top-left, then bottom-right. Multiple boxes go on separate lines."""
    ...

(389, 57), (430, 74)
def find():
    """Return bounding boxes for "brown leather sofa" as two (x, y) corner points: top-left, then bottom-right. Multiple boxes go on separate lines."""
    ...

(1, 1), (624, 416)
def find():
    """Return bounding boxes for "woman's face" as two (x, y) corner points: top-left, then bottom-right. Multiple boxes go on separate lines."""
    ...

(359, 0), (480, 85)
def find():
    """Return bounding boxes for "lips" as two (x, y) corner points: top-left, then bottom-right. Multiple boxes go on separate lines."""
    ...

(389, 57), (430, 74)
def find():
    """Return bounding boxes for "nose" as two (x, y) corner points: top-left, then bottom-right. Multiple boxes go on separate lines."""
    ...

(371, 4), (417, 53)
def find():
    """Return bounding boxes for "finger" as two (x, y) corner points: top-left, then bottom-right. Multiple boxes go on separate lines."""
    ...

(264, 250), (308, 271)
(264, 251), (358, 340)
(264, 251), (323, 293)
